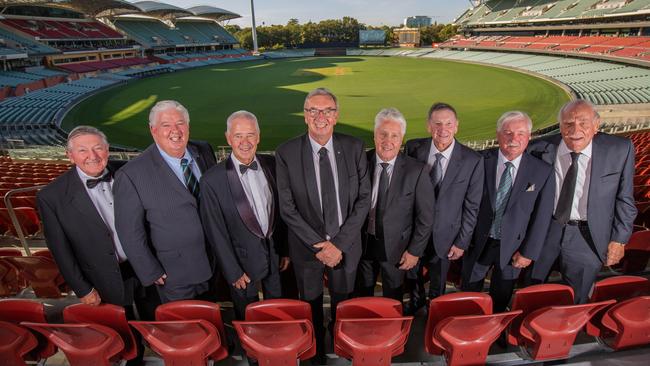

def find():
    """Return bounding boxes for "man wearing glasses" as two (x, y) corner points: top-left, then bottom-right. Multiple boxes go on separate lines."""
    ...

(276, 88), (371, 363)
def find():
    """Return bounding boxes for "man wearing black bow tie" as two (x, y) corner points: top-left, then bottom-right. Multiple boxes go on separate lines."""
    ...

(38, 126), (159, 319)
(200, 111), (289, 321)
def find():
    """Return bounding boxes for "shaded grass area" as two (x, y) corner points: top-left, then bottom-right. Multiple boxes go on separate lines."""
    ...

(63, 56), (570, 150)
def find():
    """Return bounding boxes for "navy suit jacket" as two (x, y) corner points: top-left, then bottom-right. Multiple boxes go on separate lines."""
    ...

(528, 133), (637, 261)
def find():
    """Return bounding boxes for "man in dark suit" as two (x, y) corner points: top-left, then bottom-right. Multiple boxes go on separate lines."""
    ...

(404, 102), (484, 314)
(276, 88), (371, 362)
(461, 111), (555, 312)
(528, 100), (637, 303)
(39, 126), (159, 320)
(114, 100), (217, 303)
(356, 108), (434, 301)
(200, 111), (289, 321)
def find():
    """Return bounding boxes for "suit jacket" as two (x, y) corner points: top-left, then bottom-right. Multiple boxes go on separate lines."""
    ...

(275, 133), (371, 263)
(467, 149), (555, 272)
(199, 154), (287, 285)
(364, 151), (434, 263)
(528, 133), (637, 260)
(405, 138), (484, 256)
(113, 140), (216, 287)
(37, 161), (133, 305)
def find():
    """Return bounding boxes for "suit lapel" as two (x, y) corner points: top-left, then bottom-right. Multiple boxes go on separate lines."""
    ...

(506, 153), (531, 212)
(386, 154), (404, 207)
(587, 135), (604, 214)
(416, 139), (431, 164)
(333, 135), (350, 215)
(226, 157), (265, 239)
(187, 143), (207, 173)
(301, 134), (324, 228)
(150, 146), (196, 206)
(485, 150), (498, 211)
(438, 141), (462, 195)
(259, 156), (276, 237)
(66, 170), (110, 233)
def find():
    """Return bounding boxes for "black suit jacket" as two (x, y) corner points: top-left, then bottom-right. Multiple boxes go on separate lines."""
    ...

(37, 161), (133, 305)
(113, 140), (216, 287)
(466, 149), (555, 276)
(405, 138), (484, 256)
(199, 154), (287, 285)
(364, 151), (434, 263)
(528, 133), (637, 260)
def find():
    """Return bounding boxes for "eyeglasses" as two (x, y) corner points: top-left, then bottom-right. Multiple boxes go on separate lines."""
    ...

(304, 108), (337, 118)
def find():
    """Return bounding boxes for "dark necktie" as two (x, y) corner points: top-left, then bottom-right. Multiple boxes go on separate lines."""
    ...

(489, 161), (514, 239)
(239, 161), (258, 174)
(555, 152), (581, 224)
(318, 147), (339, 238)
(429, 153), (443, 196)
(181, 158), (200, 200)
(86, 171), (112, 189)
(375, 162), (390, 242)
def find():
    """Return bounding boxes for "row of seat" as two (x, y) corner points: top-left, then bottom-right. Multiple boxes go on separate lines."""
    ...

(0, 249), (65, 298)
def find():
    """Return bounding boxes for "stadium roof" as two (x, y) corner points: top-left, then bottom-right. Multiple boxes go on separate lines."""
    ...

(132, 1), (192, 18)
(0, 1), (141, 16)
(184, 5), (240, 21)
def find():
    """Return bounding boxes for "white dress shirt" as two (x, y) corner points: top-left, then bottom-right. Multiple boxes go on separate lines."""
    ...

(426, 138), (455, 179)
(553, 140), (593, 220)
(231, 154), (272, 235)
(496, 149), (522, 188)
(367, 154), (397, 235)
(77, 167), (127, 262)
(309, 135), (343, 228)
(156, 145), (202, 186)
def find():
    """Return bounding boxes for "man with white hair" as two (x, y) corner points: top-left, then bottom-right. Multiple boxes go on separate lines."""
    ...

(114, 100), (217, 303)
(200, 110), (290, 322)
(355, 108), (434, 302)
(461, 111), (554, 313)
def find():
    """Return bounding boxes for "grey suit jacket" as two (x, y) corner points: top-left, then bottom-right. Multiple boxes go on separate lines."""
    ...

(113, 141), (216, 287)
(528, 133), (637, 261)
(405, 138), (484, 257)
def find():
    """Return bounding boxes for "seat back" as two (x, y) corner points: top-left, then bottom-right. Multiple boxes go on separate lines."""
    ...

(425, 292), (492, 355)
(0, 320), (38, 366)
(0, 299), (56, 360)
(434, 310), (522, 366)
(129, 320), (221, 366)
(617, 231), (650, 273)
(335, 317), (413, 366)
(336, 297), (403, 319)
(587, 276), (650, 337)
(3, 254), (65, 298)
(245, 298), (312, 321)
(21, 322), (124, 366)
(63, 303), (137, 361)
(0, 252), (25, 296)
(507, 284), (574, 345)
(600, 296), (650, 350)
(519, 300), (615, 360)
(155, 300), (228, 361)
(234, 319), (314, 365)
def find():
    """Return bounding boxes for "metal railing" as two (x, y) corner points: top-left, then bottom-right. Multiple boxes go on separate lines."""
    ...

(3, 185), (46, 256)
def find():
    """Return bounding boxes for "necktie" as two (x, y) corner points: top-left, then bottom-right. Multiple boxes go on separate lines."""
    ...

(181, 158), (200, 200)
(239, 161), (259, 174)
(318, 147), (339, 238)
(429, 153), (443, 196)
(375, 162), (390, 242)
(86, 171), (112, 189)
(490, 161), (514, 240)
(555, 152), (580, 224)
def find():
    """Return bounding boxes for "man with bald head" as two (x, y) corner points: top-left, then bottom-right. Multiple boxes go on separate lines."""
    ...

(461, 111), (554, 313)
(528, 100), (637, 303)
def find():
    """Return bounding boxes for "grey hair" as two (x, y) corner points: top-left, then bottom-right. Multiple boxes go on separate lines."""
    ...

(148, 100), (190, 127)
(66, 125), (108, 151)
(497, 111), (532, 133)
(558, 99), (600, 123)
(226, 110), (260, 133)
(304, 87), (339, 110)
(374, 108), (406, 135)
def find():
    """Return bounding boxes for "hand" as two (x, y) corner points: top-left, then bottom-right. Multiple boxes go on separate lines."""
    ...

(398, 251), (419, 270)
(313, 241), (343, 268)
(447, 245), (464, 260)
(80, 289), (101, 306)
(279, 257), (291, 272)
(233, 273), (251, 290)
(512, 251), (532, 269)
(154, 274), (167, 285)
(606, 241), (625, 266)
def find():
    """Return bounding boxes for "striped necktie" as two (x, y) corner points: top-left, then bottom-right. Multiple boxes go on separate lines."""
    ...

(490, 161), (514, 240)
(181, 158), (200, 200)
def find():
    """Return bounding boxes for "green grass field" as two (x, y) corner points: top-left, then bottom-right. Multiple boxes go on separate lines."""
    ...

(63, 56), (570, 150)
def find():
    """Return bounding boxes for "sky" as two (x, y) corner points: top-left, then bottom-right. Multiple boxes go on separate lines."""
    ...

(128, 1), (472, 27)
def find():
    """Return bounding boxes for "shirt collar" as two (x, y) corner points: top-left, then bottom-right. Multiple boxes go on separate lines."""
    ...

(156, 144), (192, 166)
(497, 149), (523, 170)
(431, 138), (455, 160)
(558, 139), (593, 159)
(76, 166), (109, 184)
(309, 134), (334, 155)
(375, 153), (397, 167)
(230, 153), (259, 178)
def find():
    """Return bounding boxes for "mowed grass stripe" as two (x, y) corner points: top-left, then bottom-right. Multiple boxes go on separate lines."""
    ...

(63, 56), (570, 150)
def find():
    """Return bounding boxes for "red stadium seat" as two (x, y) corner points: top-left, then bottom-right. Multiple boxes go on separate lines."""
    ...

(129, 320), (221, 366)
(21, 322), (124, 366)
(518, 300), (615, 360)
(155, 300), (228, 362)
(433, 311), (522, 366)
(613, 231), (650, 273)
(587, 276), (650, 337)
(0, 208), (41, 238)
(63, 303), (138, 362)
(233, 319), (314, 365)
(334, 297), (413, 365)
(0, 320), (38, 366)
(425, 292), (492, 355)
(3, 251), (66, 298)
(0, 299), (57, 361)
(599, 296), (650, 350)
(507, 284), (574, 346)
(0, 249), (25, 296)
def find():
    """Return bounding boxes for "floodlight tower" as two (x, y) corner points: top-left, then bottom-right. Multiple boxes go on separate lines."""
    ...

(469, 0), (485, 7)
(250, 0), (259, 54)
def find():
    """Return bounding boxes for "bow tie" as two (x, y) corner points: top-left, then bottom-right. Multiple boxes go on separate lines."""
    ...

(86, 172), (112, 189)
(239, 161), (258, 174)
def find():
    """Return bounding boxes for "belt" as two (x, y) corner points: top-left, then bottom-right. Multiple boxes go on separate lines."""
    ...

(567, 220), (588, 226)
